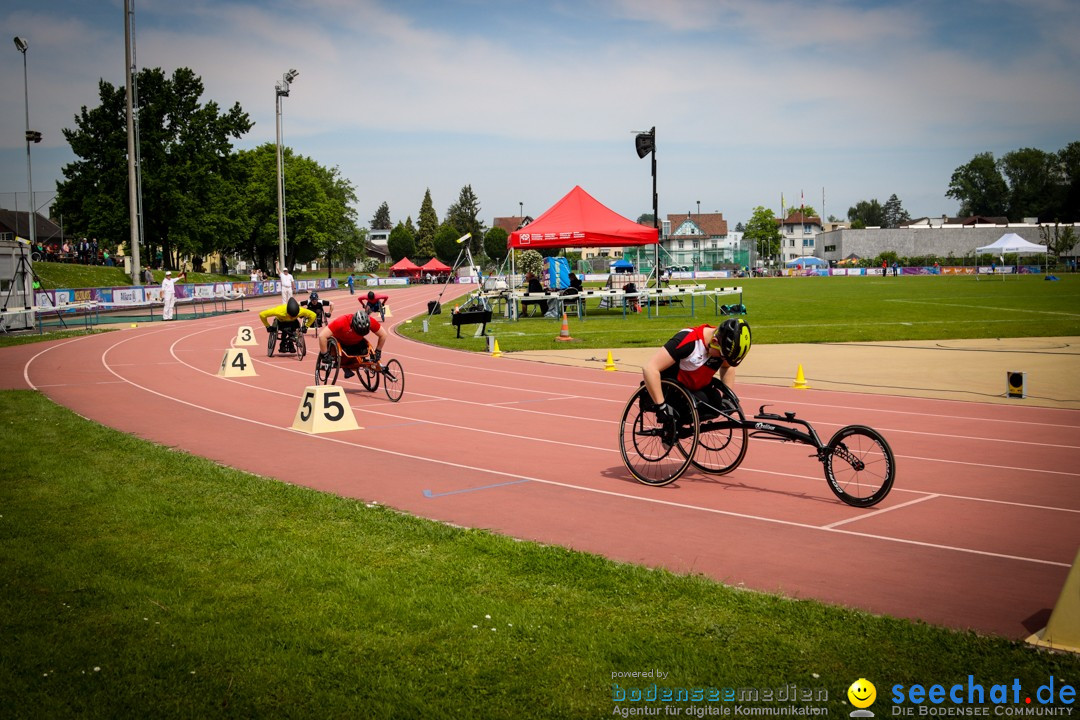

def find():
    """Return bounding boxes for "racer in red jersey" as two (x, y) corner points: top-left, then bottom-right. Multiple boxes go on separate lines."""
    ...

(317, 308), (388, 378)
(642, 318), (751, 422)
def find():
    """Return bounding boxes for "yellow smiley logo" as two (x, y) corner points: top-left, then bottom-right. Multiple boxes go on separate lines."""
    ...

(848, 678), (876, 708)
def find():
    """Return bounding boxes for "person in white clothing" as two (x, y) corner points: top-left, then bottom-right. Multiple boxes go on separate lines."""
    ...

(280, 267), (294, 304)
(161, 270), (187, 321)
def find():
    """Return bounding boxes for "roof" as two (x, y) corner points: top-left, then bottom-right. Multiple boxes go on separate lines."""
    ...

(0, 209), (65, 244)
(666, 212), (728, 238)
(777, 212), (822, 227)
(492, 216), (532, 234)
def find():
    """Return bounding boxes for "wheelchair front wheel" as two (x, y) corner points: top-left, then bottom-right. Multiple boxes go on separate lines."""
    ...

(823, 425), (895, 507)
(618, 379), (699, 487)
(381, 359), (404, 402)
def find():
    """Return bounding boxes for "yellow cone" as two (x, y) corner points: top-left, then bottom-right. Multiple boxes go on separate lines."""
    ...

(491, 339), (503, 358)
(792, 364), (810, 389)
(604, 350), (617, 372)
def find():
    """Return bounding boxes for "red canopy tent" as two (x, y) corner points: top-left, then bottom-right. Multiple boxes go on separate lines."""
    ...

(420, 258), (452, 274)
(508, 186), (658, 249)
(389, 257), (421, 278)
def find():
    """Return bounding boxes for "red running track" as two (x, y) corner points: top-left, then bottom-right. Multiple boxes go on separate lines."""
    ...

(4, 283), (1079, 639)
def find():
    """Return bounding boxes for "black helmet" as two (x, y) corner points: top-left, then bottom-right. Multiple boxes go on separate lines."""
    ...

(286, 297), (299, 317)
(351, 308), (370, 335)
(711, 318), (751, 367)
(367, 290), (376, 302)
(309, 291), (319, 304)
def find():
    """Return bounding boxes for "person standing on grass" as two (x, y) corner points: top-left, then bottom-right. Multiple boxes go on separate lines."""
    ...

(280, 267), (295, 304)
(161, 269), (186, 321)
(346, 272), (355, 294)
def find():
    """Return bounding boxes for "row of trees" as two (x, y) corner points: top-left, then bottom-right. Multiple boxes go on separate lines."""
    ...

(946, 143), (1080, 222)
(53, 67), (362, 273)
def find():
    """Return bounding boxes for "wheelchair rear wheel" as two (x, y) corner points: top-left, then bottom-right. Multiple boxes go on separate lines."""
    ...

(618, 379), (699, 486)
(294, 331), (307, 361)
(266, 327), (278, 357)
(358, 362), (380, 392)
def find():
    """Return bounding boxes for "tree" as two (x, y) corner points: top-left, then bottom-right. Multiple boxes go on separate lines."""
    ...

(882, 194), (911, 229)
(445, 185), (484, 254)
(637, 213), (655, 226)
(433, 222), (464, 263)
(484, 226), (509, 263)
(946, 152), (1008, 217)
(848, 199), (885, 228)
(387, 221), (415, 261)
(54, 67), (252, 271)
(734, 221), (745, 233)
(1060, 141), (1080, 222)
(416, 189), (438, 258)
(371, 202), (392, 230)
(743, 206), (781, 265)
(1000, 147), (1059, 221)
(230, 144), (359, 271)
(786, 205), (818, 219)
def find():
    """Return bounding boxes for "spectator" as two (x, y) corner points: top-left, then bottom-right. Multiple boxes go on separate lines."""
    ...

(142, 265), (154, 285)
(346, 272), (355, 295)
(161, 269), (187, 321)
(524, 271), (548, 316)
(280, 267), (295, 304)
(250, 268), (259, 282)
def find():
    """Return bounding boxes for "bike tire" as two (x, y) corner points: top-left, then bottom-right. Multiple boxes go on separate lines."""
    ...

(618, 379), (698, 487)
(315, 338), (340, 386)
(823, 425), (896, 507)
(266, 327), (277, 357)
(382, 359), (405, 402)
(295, 332), (307, 361)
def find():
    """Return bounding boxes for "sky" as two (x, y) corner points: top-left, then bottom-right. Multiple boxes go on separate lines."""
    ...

(2, 0), (1079, 233)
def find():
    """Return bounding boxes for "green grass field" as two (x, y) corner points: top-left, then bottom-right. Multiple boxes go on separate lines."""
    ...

(402, 274), (1080, 353)
(4, 269), (1080, 717)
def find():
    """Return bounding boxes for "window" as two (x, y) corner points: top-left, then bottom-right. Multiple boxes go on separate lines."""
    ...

(803, 238), (814, 248)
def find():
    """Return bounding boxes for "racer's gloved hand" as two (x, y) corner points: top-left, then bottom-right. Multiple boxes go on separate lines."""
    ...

(264, 326), (274, 333)
(656, 402), (678, 424)
(373, 349), (382, 363)
(318, 351), (331, 364)
(299, 326), (308, 334)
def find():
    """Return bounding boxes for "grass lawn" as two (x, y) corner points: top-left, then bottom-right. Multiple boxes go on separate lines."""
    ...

(401, 274), (1080, 353)
(3, 390), (1079, 719)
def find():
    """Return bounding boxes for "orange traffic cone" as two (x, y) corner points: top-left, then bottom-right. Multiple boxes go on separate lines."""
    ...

(792, 364), (810, 389)
(554, 312), (573, 342)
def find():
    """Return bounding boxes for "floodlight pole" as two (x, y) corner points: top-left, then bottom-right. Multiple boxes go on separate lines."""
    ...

(275, 69), (297, 275)
(14, 36), (35, 250)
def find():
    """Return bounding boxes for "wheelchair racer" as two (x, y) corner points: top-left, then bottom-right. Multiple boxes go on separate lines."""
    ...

(258, 297), (317, 353)
(643, 318), (751, 425)
(317, 308), (388, 378)
(304, 291), (334, 328)
(360, 290), (389, 321)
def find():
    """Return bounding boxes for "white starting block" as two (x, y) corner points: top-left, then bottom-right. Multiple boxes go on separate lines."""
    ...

(291, 385), (361, 433)
(218, 348), (257, 377)
(235, 325), (258, 346)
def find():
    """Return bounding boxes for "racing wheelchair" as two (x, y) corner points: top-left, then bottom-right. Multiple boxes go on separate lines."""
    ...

(618, 379), (895, 507)
(314, 337), (405, 402)
(266, 321), (307, 361)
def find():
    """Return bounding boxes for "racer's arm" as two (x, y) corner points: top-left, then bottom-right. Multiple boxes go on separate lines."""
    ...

(372, 324), (388, 354)
(317, 325), (334, 354)
(643, 347), (677, 406)
(258, 306), (282, 328)
(297, 307), (317, 329)
(323, 300), (334, 317)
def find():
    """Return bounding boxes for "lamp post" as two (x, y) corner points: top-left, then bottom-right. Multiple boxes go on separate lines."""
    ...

(14, 36), (39, 249)
(634, 127), (657, 282)
(275, 68), (298, 276)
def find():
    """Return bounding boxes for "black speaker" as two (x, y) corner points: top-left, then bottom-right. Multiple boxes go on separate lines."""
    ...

(428, 300), (441, 315)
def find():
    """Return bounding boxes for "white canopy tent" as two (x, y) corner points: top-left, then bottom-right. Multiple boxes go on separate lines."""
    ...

(974, 233), (1048, 279)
